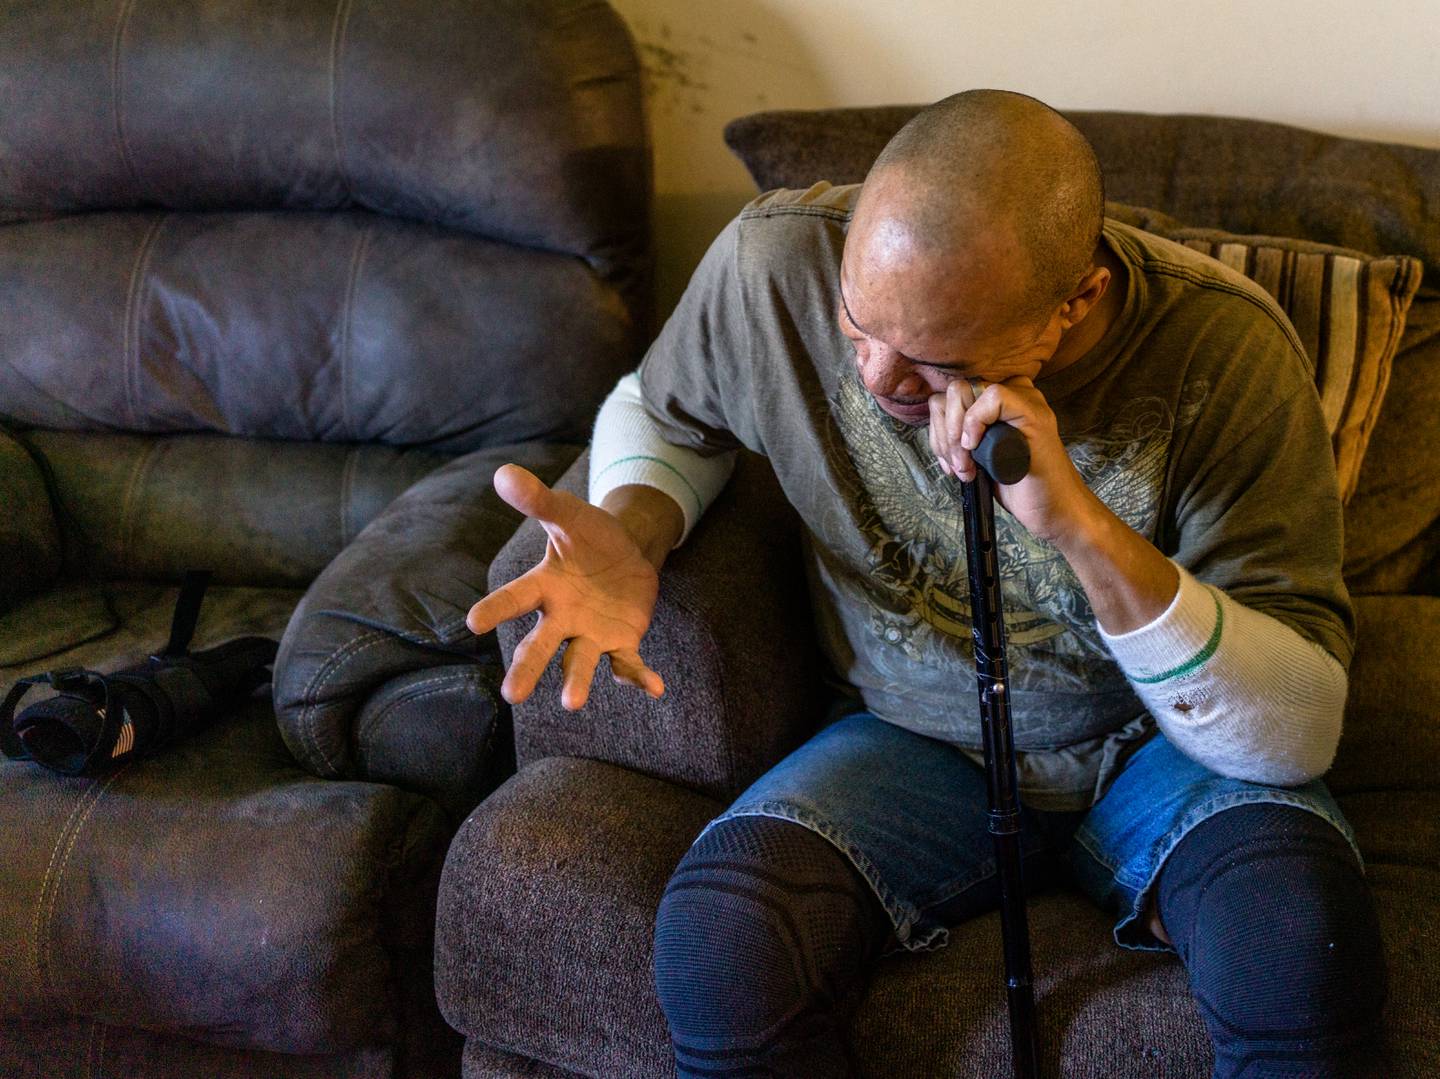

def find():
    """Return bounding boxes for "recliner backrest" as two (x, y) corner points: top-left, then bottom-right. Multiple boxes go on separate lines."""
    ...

(0, 0), (651, 586)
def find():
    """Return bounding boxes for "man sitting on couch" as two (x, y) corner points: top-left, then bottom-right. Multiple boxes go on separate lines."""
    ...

(467, 89), (1386, 1078)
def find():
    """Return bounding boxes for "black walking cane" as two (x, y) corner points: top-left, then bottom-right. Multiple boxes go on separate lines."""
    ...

(952, 422), (1038, 1079)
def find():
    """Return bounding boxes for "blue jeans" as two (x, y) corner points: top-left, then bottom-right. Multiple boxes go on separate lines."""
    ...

(703, 710), (1361, 954)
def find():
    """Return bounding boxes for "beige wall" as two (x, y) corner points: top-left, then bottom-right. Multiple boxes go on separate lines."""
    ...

(608, 0), (1440, 317)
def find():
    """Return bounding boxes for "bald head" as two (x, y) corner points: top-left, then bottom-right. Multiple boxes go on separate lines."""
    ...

(852, 89), (1106, 327)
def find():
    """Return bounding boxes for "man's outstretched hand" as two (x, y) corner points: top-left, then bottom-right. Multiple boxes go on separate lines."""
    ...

(467, 464), (666, 710)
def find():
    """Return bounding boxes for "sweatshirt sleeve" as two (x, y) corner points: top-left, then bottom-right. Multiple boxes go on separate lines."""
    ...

(589, 372), (736, 548)
(1100, 561), (1347, 785)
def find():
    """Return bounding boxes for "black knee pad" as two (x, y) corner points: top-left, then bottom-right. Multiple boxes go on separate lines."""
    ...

(1157, 802), (1387, 1077)
(653, 815), (887, 1076)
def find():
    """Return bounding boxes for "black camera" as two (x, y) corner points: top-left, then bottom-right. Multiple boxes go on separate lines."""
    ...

(1, 572), (277, 776)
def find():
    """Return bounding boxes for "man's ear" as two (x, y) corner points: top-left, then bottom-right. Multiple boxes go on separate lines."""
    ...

(1058, 265), (1110, 329)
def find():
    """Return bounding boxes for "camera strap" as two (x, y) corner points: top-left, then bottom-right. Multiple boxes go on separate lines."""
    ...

(160, 570), (211, 658)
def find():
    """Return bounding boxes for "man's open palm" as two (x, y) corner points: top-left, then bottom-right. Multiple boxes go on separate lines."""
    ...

(466, 464), (664, 710)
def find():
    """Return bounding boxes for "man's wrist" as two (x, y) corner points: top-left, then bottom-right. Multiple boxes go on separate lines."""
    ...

(1050, 489), (1180, 635)
(1046, 485), (1113, 560)
(600, 484), (684, 571)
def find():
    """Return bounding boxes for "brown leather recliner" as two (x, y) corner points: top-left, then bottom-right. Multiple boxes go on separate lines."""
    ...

(0, 1), (649, 1076)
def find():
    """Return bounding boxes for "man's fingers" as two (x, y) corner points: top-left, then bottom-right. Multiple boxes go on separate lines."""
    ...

(502, 615), (566, 704)
(949, 380), (981, 477)
(610, 649), (665, 698)
(492, 463), (580, 529)
(466, 573), (543, 635)
(961, 383), (1008, 451)
(944, 379), (968, 450)
(928, 394), (949, 473)
(929, 381), (976, 480)
(559, 637), (603, 711)
(496, 463), (593, 552)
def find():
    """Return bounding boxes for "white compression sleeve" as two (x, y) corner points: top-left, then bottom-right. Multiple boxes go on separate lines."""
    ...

(1100, 563), (1348, 786)
(588, 372), (737, 547)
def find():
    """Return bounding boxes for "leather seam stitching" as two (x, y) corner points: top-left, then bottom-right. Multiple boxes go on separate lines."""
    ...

(297, 627), (390, 772)
(121, 215), (169, 429)
(110, 0), (142, 193)
(357, 669), (486, 745)
(310, 632), (396, 770)
(434, 612), (471, 646)
(328, 0), (359, 202)
(118, 439), (162, 571)
(338, 224), (371, 441)
(30, 785), (106, 1003)
(339, 446), (358, 547)
(40, 767), (132, 1000)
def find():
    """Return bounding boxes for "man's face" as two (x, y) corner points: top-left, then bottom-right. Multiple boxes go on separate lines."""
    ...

(837, 251), (1064, 426)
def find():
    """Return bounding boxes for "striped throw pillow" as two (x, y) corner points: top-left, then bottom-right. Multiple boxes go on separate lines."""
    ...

(1159, 228), (1423, 503)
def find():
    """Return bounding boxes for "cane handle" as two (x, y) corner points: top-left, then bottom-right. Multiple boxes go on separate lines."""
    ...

(973, 422), (1031, 485)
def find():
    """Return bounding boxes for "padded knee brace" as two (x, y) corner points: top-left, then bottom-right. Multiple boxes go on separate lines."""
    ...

(1156, 802), (1387, 1078)
(653, 814), (890, 1078)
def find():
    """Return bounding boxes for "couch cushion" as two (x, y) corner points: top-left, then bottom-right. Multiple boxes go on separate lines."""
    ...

(1343, 294), (1440, 592)
(0, 211), (640, 448)
(8, 433), (570, 592)
(463, 1043), (586, 1079)
(439, 755), (1436, 1077)
(0, 674), (451, 1056)
(1334, 788), (1440, 1074)
(0, 428), (61, 611)
(0, 581), (301, 673)
(0, 1015), (397, 1079)
(463, 1042), (581, 1077)
(1102, 207), (1423, 504)
(853, 891), (1209, 1077)
(7, 432), (446, 589)
(1326, 595), (1440, 796)
(435, 757), (723, 1078)
(0, 0), (649, 287)
(435, 755), (1198, 1078)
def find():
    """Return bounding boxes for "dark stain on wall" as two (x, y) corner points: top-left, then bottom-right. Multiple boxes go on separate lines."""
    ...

(638, 41), (712, 94)
(630, 19), (795, 118)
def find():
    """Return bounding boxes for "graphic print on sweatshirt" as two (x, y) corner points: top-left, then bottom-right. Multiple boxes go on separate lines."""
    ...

(828, 373), (1209, 695)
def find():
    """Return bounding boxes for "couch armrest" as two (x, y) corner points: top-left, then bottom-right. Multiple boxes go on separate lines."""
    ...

(490, 449), (829, 802)
(1327, 593), (1440, 795)
(272, 440), (579, 819)
(0, 428), (62, 611)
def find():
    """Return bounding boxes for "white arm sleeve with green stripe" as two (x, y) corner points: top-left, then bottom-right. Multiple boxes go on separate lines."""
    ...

(1100, 562), (1347, 787)
(589, 372), (737, 548)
